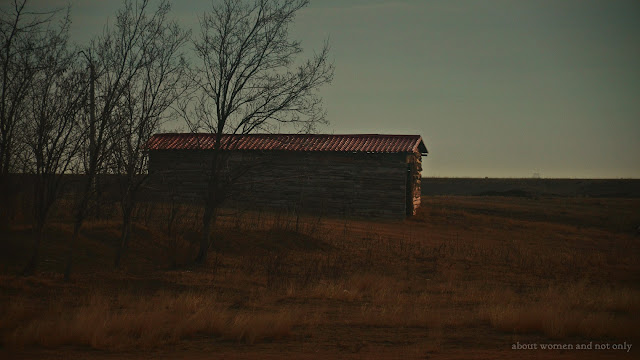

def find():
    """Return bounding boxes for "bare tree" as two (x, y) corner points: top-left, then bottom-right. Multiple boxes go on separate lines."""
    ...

(185, 0), (333, 264)
(1, 0), (44, 173)
(64, 0), (180, 279)
(21, 9), (86, 275)
(110, 1), (189, 267)
(0, 0), (59, 221)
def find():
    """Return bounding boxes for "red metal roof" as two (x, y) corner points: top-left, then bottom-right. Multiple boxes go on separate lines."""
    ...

(146, 133), (428, 154)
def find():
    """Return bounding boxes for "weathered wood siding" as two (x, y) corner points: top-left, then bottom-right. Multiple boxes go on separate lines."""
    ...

(407, 153), (422, 216)
(148, 150), (421, 218)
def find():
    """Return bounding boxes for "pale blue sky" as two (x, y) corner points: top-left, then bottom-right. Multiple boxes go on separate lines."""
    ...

(25, 0), (640, 178)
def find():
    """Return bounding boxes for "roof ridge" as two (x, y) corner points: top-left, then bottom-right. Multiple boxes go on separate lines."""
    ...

(147, 133), (427, 154)
(154, 133), (420, 137)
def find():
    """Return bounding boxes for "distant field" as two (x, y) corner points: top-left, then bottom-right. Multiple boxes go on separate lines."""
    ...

(422, 177), (640, 198)
(1, 195), (639, 359)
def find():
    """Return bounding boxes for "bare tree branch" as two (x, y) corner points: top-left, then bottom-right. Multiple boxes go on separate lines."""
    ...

(64, 0), (188, 279)
(185, 0), (334, 264)
(109, 1), (190, 267)
(0, 0), (66, 176)
(7, 2), (84, 275)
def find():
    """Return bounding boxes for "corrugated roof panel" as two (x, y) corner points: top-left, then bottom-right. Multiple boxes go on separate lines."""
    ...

(145, 133), (428, 154)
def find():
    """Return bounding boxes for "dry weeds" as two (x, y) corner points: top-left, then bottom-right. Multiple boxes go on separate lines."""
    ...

(4, 291), (299, 349)
(478, 281), (640, 339)
(1, 195), (638, 356)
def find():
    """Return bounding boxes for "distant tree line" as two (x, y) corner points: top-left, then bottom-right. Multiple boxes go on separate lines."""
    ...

(0, 0), (333, 277)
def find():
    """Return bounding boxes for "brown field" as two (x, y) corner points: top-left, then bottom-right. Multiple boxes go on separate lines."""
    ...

(1, 195), (639, 359)
(421, 177), (640, 198)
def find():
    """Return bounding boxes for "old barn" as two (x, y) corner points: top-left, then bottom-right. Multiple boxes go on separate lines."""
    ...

(146, 133), (428, 218)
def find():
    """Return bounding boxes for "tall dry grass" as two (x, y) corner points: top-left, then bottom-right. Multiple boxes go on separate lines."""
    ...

(1, 195), (638, 354)
(3, 291), (300, 349)
(478, 280), (640, 338)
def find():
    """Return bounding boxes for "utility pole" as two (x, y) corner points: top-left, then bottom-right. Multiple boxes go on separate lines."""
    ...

(65, 51), (96, 280)
(89, 61), (95, 171)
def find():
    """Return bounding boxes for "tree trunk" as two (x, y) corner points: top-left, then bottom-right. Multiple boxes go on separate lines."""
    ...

(23, 179), (46, 276)
(0, 176), (11, 227)
(195, 204), (217, 264)
(22, 223), (44, 276)
(65, 182), (90, 281)
(196, 146), (222, 265)
(1, 145), (11, 175)
(115, 204), (133, 267)
(64, 217), (82, 281)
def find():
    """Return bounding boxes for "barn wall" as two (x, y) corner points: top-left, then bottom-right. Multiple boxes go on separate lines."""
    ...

(407, 153), (422, 216)
(148, 150), (415, 218)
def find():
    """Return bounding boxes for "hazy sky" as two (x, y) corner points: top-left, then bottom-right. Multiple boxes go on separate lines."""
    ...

(25, 0), (640, 178)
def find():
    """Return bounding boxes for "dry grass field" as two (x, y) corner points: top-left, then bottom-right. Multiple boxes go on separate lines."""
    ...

(1, 195), (639, 359)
